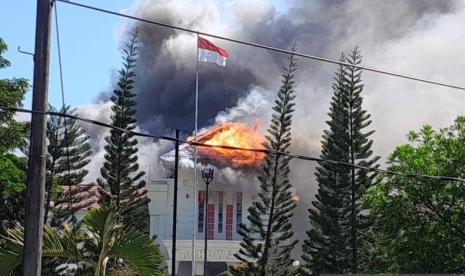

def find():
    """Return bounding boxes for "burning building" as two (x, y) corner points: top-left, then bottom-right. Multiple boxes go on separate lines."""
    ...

(147, 122), (292, 275)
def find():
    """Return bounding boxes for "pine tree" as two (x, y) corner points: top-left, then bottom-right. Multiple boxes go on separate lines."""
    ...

(230, 53), (298, 276)
(301, 47), (379, 274)
(44, 105), (92, 226)
(97, 32), (149, 230)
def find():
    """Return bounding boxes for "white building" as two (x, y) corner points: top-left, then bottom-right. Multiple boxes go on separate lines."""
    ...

(148, 141), (259, 275)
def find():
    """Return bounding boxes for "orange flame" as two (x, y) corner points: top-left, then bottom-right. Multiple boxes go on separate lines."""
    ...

(292, 195), (300, 202)
(198, 122), (265, 166)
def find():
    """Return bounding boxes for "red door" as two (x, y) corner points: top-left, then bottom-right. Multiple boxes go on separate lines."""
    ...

(226, 205), (233, 240)
(207, 204), (215, 240)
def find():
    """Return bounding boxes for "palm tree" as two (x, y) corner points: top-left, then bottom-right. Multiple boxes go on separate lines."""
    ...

(0, 207), (164, 275)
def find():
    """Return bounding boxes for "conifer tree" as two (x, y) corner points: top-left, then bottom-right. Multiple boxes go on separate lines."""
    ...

(97, 32), (149, 230)
(301, 47), (379, 274)
(230, 53), (298, 276)
(44, 105), (92, 225)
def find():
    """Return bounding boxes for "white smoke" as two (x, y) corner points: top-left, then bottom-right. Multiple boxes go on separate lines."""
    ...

(214, 86), (273, 126)
(76, 101), (170, 183)
(75, 0), (465, 255)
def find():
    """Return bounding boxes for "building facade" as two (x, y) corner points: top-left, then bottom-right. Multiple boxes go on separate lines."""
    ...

(148, 148), (256, 275)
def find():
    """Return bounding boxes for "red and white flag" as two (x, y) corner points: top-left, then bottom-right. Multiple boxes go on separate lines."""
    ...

(198, 36), (229, 67)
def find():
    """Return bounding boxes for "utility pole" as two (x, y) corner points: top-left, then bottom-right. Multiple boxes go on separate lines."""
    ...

(23, 0), (52, 275)
(166, 127), (191, 276)
(172, 129), (180, 276)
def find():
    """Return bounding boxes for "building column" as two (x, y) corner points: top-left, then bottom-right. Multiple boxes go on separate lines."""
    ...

(167, 261), (181, 276)
(195, 261), (204, 276)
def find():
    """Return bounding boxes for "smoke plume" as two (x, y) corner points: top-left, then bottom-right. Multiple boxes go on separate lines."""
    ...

(80, 0), (465, 256)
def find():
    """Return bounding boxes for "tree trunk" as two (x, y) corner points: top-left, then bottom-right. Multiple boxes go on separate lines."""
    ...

(261, 152), (281, 276)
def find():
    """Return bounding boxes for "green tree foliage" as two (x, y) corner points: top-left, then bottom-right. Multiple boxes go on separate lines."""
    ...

(0, 37), (28, 233)
(230, 53), (298, 276)
(97, 32), (149, 230)
(0, 38), (28, 154)
(0, 38), (28, 153)
(0, 206), (165, 276)
(0, 154), (27, 233)
(364, 117), (465, 273)
(301, 48), (379, 274)
(44, 105), (92, 225)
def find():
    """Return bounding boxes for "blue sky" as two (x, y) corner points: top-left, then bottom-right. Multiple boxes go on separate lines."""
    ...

(0, 0), (288, 110)
(0, 0), (135, 109)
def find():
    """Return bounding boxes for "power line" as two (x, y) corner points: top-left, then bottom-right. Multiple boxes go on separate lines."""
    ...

(53, 3), (81, 271)
(55, 0), (465, 92)
(2, 106), (464, 184)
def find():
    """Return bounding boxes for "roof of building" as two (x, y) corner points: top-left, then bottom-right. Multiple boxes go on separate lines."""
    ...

(161, 126), (264, 170)
(55, 183), (147, 211)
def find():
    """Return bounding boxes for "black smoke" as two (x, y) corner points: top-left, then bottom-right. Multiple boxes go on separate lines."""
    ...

(122, 0), (328, 133)
(85, 0), (461, 257)
(115, 0), (458, 135)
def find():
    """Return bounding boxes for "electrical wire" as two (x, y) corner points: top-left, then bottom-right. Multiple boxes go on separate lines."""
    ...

(54, 3), (73, 222)
(2, 106), (464, 184)
(55, 0), (465, 92)
(53, 3), (81, 270)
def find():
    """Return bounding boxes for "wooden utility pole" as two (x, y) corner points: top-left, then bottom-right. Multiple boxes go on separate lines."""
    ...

(23, 0), (52, 275)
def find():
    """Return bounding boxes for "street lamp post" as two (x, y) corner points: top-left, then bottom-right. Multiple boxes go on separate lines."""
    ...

(201, 168), (214, 276)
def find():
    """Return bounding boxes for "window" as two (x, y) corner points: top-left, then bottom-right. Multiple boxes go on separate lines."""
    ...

(226, 205), (233, 240)
(198, 191), (205, 233)
(218, 192), (224, 233)
(236, 192), (242, 233)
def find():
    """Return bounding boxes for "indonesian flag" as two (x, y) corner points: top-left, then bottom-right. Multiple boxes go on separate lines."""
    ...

(198, 36), (229, 67)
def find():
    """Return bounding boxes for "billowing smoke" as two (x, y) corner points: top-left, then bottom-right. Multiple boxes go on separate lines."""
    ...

(79, 0), (465, 256)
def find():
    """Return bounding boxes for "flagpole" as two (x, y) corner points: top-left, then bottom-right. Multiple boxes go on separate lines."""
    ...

(191, 31), (200, 276)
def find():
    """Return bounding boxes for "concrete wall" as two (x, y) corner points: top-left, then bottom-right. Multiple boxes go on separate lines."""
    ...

(148, 165), (256, 242)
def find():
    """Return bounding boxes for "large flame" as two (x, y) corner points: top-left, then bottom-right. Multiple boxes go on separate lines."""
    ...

(198, 122), (265, 166)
